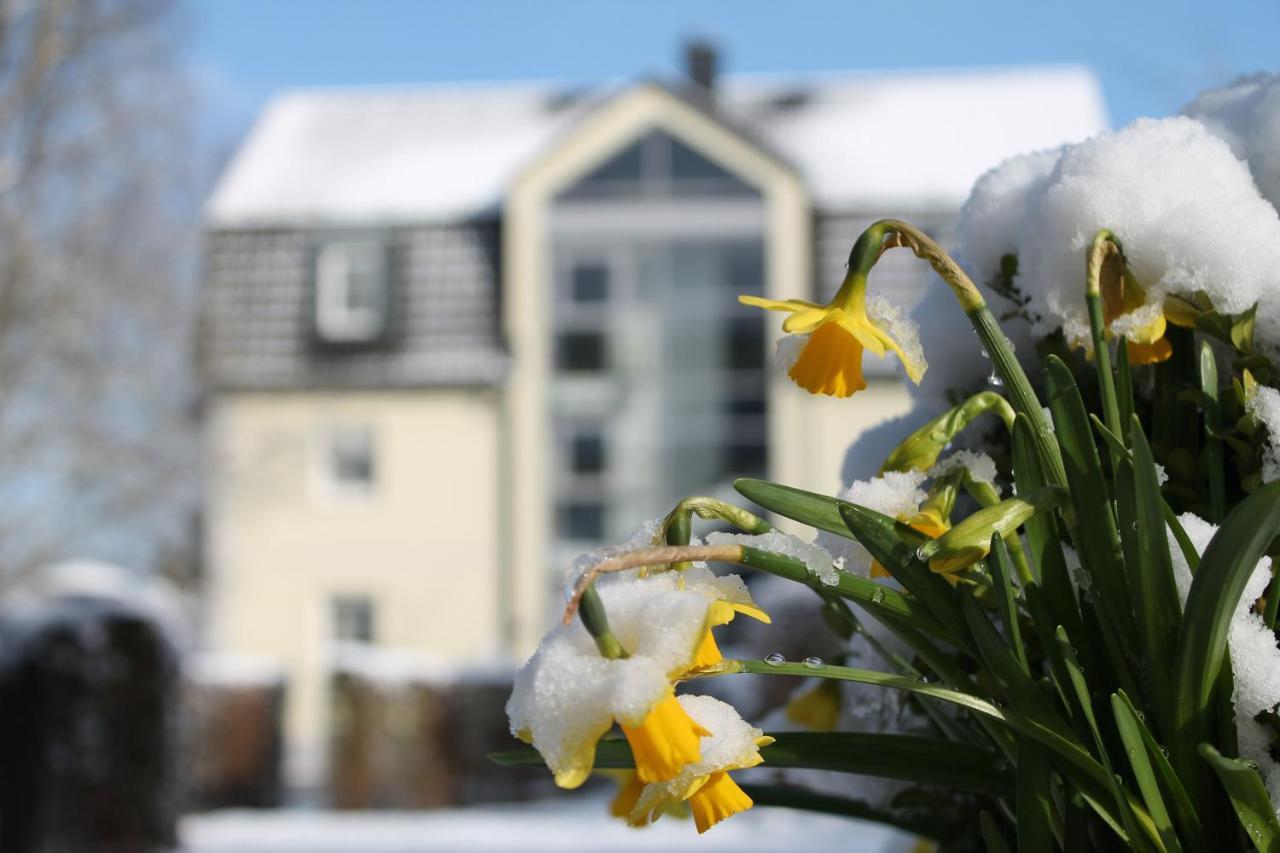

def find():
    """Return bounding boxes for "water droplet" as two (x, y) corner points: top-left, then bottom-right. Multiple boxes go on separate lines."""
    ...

(914, 544), (931, 561)
(870, 588), (887, 604)
(1244, 759), (1261, 771)
(979, 347), (990, 360)
(1135, 709), (1145, 722)
(764, 653), (785, 667)
(802, 656), (824, 670)
(1159, 746), (1171, 759)
(919, 674), (932, 684)
(988, 370), (1004, 387)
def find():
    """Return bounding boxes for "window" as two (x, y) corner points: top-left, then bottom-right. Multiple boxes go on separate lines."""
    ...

(559, 501), (606, 541)
(557, 331), (608, 372)
(314, 240), (389, 344)
(571, 432), (606, 474)
(323, 426), (376, 496)
(332, 595), (375, 644)
(571, 262), (610, 303)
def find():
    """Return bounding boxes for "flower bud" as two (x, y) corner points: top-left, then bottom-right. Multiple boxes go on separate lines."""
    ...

(916, 486), (1065, 574)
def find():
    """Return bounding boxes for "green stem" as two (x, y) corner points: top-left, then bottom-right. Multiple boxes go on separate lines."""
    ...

(851, 219), (1066, 489)
(1199, 341), (1226, 522)
(1086, 231), (1125, 455)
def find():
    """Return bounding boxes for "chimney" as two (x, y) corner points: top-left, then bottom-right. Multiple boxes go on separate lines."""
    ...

(684, 39), (718, 92)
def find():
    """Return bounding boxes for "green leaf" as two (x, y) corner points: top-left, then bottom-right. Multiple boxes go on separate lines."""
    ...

(739, 784), (951, 841)
(1113, 690), (1208, 853)
(1200, 744), (1280, 852)
(1017, 738), (1058, 853)
(733, 477), (853, 539)
(963, 595), (1069, 737)
(727, 658), (1003, 720)
(737, 545), (955, 644)
(1044, 355), (1140, 698)
(837, 501), (972, 647)
(981, 810), (1013, 853)
(1117, 335), (1136, 429)
(492, 731), (1013, 795)
(1128, 419), (1183, 729)
(1171, 482), (1280, 812)
(988, 534), (1029, 673)
(1112, 693), (1184, 853)
(1054, 626), (1147, 849)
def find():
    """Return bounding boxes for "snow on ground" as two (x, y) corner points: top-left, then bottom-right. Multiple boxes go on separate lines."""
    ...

(182, 793), (913, 852)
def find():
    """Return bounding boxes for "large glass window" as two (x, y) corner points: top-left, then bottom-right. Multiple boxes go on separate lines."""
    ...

(559, 130), (756, 201)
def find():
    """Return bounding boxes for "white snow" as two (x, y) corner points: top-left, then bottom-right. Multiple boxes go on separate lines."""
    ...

(185, 652), (286, 689)
(1249, 385), (1280, 484)
(931, 450), (999, 487)
(815, 471), (929, 579)
(182, 797), (912, 852)
(954, 117), (1280, 352)
(333, 644), (515, 689)
(507, 567), (763, 785)
(775, 334), (807, 371)
(208, 67), (1105, 226)
(1167, 513), (1280, 794)
(1182, 73), (1280, 214)
(866, 294), (926, 382)
(705, 529), (842, 586)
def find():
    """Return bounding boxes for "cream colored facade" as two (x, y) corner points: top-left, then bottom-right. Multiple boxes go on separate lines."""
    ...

(206, 389), (503, 774)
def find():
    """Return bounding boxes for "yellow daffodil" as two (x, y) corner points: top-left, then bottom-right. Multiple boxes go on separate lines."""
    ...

(784, 679), (842, 731)
(1099, 268), (1172, 365)
(507, 567), (770, 790)
(620, 692), (711, 783)
(740, 270), (925, 398)
(1086, 234), (1173, 366)
(605, 770), (689, 824)
(688, 599), (772, 671)
(871, 506), (950, 580)
(630, 695), (775, 834)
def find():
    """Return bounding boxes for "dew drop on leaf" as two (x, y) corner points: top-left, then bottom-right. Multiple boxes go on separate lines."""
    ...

(764, 653), (785, 667)
(802, 656), (824, 670)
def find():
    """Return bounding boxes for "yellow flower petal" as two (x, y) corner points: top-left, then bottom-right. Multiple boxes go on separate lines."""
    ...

(609, 771), (647, 819)
(687, 771), (754, 834)
(737, 295), (829, 334)
(787, 322), (867, 398)
(1126, 335), (1173, 365)
(621, 693), (711, 783)
(785, 680), (841, 731)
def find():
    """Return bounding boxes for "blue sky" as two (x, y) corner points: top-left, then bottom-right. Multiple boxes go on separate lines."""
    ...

(187, 0), (1280, 151)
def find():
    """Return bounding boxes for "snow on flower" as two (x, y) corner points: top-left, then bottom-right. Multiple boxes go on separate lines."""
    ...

(1248, 385), (1280, 484)
(1167, 513), (1280, 794)
(815, 470), (929, 578)
(704, 529), (842, 586)
(627, 695), (774, 834)
(506, 566), (767, 789)
(1181, 72), (1280, 214)
(948, 117), (1280, 358)
(930, 449), (999, 488)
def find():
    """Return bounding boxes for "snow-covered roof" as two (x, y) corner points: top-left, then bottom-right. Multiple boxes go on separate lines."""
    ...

(206, 66), (1107, 227)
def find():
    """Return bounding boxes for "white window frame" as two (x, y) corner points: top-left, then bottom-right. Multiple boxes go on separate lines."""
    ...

(314, 240), (387, 343)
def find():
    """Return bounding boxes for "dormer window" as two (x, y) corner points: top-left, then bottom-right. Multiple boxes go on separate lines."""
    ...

(314, 239), (389, 345)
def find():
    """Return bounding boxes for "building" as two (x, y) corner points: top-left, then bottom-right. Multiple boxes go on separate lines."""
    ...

(200, 51), (1107, 781)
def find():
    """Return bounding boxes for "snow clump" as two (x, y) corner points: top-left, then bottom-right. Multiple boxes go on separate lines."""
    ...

(507, 565), (762, 785)
(814, 470), (929, 578)
(1167, 513), (1280, 798)
(705, 529), (842, 586)
(954, 117), (1280, 351)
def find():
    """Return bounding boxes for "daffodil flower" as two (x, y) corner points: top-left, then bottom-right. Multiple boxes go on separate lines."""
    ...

(784, 678), (842, 731)
(629, 695), (775, 834)
(740, 269), (925, 398)
(1099, 269), (1172, 365)
(507, 567), (769, 788)
(870, 505), (950, 580)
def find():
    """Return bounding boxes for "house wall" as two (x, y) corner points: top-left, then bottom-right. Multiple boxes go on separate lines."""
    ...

(204, 388), (503, 781)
